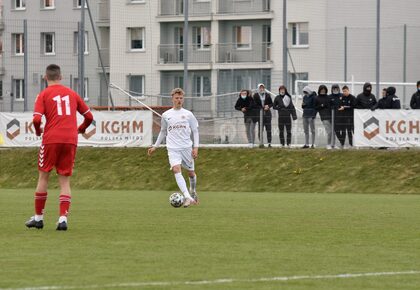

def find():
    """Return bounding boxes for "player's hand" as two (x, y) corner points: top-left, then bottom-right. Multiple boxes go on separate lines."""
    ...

(35, 127), (43, 137)
(241, 108), (246, 112)
(148, 146), (156, 156)
(78, 127), (86, 134)
(192, 148), (198, 159)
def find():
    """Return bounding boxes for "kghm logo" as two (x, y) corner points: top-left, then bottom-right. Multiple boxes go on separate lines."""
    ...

(82, 120), (96, 139)
(6, 119), (20, 140)
(364, 117), (380, 140)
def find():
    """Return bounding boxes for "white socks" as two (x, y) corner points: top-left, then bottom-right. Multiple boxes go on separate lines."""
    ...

(174, 172), (192, 199)
(34, 215), (43, 222)
(189, 175), (197, 193)
(58, 216), (67, 223)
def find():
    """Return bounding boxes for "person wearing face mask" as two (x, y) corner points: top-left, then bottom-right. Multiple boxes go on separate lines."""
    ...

(235, 89), (257, 147)
(315, 85), (333, 149)
(273, 85), (297, 147)
(302, 86), (317, 149)
(410, 81), (420, 109)
(329, 84), (342, 148)
(253, 83), (273, 147)
(372, 87), (401, 110)
(356, 82), (377, 109)
(336, 86), (356, 148)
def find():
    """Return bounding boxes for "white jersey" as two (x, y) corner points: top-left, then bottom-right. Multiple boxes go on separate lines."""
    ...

(154, 108), (199, 150)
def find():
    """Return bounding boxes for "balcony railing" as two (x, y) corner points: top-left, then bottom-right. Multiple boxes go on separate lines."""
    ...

(158, 44), (212, 64)
(98, 0), (110, 21)
(98, 48), (110, 67)
(216, 43), (271, 63)
(159, 0), (211, 16)
(217, 0), (270, 14)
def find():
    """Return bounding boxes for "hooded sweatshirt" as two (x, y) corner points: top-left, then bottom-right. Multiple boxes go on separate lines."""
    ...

(373, 87), (401, 109)
(315, 85), (331, 121)
(273, 86), (297, 120)
(302, 86), (317, 118)
(253, 83), (273, 118)
(356, 82), (377, 109)
(329, 84), (342, 110)
(410, 88), (420, 109)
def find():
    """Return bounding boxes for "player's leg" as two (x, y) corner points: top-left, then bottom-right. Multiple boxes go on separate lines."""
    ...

(168, 150), (195, 205)
(187, 170), (198, 204)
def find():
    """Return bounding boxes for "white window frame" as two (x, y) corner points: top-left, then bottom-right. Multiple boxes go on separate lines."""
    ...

(14, 79), (25, 101)
(128, 27), (145, 52)
(234, 26), (252, 50)
(13, 33), (24, 56)
(193, 75), (211, 97)
(193, 26), (211, 50)
(74, 31), (89, 55)
(42, 0), (55, 9)
(14, 0), (26, 10)
(290, 22), (309, 48)
(128, 75), (145, 97)
(128, 0), (146, 4)
(195, 0), (210, 2)
(75, 0), (88, 8)
(42, 32), (55, 55)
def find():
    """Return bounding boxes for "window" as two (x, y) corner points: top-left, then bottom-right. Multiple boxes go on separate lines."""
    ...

(73, 78), (89, 100)
(193, 26), (211, 50)
(42, 33), (55, 55)
(14, 79), (25, 101)
(290, 72), (308, 94)
(13, 33), (24, 55)
(0, 81), (3, 101)
(75, 0), (87, 8)
(42, 0), (55, 9)
(73, 31), (89, 54)
(128, 75), (145, 97)
(128, 27), (145, 51)
(290, 22), (309, 47)
(234, 26), (252, 49)
(14, 0), (26, 10)
(193, 75), (211, 97)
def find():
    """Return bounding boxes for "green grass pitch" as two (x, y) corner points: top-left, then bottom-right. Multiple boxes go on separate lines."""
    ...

(0, 189), (419, 290)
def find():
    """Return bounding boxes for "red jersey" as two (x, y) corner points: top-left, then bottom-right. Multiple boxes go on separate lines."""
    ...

(33, 84), (91, 145)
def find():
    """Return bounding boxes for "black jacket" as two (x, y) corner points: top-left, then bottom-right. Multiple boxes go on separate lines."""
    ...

(315, 91), (332, 121)
(356, 82), (377, 109)
(410, 91), (420, 109)
(235, 94), (254, 122)
(336, 94), (357, 119)
(253, 92), (273, 119)
(373, 87), (401, 110)
(273, 93), (297, 120)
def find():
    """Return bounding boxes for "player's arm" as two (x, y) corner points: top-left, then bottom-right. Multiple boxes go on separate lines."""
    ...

(148, 116), (167, 156)
(189, 114), (199, 159)
(33, 94), (44, 136)
(76, 95), (94, 133)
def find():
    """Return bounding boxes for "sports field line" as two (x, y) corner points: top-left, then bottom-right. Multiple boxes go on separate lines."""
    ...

(2, 270), (420, 290)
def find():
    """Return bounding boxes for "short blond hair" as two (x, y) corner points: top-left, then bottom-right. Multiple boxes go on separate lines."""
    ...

(171, 88), (185, 96)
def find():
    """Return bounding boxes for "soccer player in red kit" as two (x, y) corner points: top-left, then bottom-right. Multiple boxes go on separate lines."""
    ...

(25, 64), (93, 231)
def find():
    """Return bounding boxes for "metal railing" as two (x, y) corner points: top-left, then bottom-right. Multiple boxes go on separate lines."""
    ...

(216, 43), (271, 63)
(217, 0), (270, 14)
(159, 0), (211, 16)
(158, 44), (212, 64)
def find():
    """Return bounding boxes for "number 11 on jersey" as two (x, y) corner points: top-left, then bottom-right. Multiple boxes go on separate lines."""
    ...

(53, 95), (71, 116)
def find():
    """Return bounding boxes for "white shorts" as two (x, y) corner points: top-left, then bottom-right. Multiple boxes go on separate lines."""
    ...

(167, 148), (195, 171)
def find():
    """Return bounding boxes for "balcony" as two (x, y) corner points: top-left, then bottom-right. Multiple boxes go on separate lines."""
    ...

(98, 48), (110, 68)
(97, 0), (110, 26)
(158, 44), (212, 64)
(217, 0), (270, 14)
(158, 0), (211, 17)
(216, 43), (271, 63)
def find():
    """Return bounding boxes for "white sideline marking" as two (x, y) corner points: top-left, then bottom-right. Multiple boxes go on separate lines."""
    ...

(2, 270), (420, 290)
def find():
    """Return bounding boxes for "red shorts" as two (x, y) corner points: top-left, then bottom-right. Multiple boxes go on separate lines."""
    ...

(38, 144), (77, 176)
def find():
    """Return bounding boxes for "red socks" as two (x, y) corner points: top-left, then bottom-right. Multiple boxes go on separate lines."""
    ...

(59, 195), (72, 217)
(35, 192), (48, 215)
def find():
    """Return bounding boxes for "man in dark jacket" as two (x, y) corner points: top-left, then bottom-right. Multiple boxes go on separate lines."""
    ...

(356, 82), (377, 109)
(410, 81), (420, 109)
(336, 86), (357, 147)
(302, 86), (317, 148)
(315, 85), (333, 149)
(253, 83), (273, 147)
(373, 87), (401, 110)
(273, 85), (297, 147)
(329, 84), (342, 148)
(235, 89), (257, 147)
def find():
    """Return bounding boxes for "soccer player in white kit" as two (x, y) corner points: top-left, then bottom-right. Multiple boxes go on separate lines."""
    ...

(148, 88), (199, 207)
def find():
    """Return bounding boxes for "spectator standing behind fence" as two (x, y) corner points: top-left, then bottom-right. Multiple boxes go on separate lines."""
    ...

(356, 82), (377, 109)
(253, 84), (273, 147)
(329, 84), (342, 148)
(372, 87), (401, 110)
(336, 86), (356, 148)
(410, 81), (420, 109)
(302, 86), (317, 149)
(315, 85), (333, 149)
(235, 89), (257, 148)
(273, 85), (297, 147)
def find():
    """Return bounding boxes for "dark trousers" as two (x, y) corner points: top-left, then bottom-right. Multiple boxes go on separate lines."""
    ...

(257, 118), (272, 143)
(335, 117), (353, 146)
(278, 117), (292, 145)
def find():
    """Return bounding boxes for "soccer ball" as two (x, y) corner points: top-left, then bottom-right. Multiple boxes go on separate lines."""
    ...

(169, 192), (185, 208)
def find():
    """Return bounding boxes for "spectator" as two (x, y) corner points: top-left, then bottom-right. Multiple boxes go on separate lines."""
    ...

(329, 84), (342, 148)
(373, 87), (401, 110)
(302, 86), (317, 149)
(273, 85), (297, 147)
(235, 89), (257, 147)
(253, 83), (273, 147)
(356, 82), (377, 109)
(336, 86), (356, 148)
(315, 85), (333, 149)
(410, 81), (420, 109)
